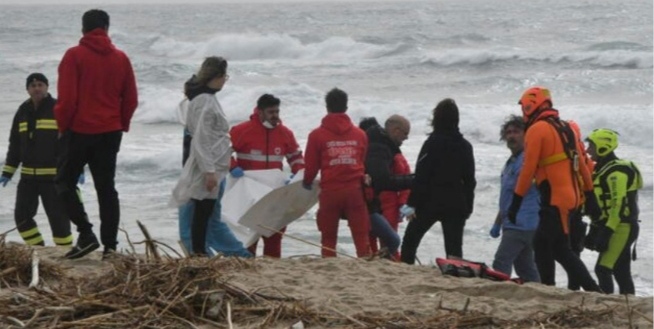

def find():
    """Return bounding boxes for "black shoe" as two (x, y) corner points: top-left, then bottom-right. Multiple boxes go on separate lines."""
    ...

(102, 248), (117, 261)
(65, 233), (100, 259)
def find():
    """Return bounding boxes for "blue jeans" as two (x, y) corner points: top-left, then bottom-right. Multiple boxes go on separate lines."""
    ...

(370, 212), (400, 256)
(179, 180), (252, 258)
(492, 229), (540, 282)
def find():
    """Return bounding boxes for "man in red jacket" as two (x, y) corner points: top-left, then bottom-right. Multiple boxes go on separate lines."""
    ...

(229, 94), (304, 258)
(54, 9), (138, 260)
(303, 88), (370, 258)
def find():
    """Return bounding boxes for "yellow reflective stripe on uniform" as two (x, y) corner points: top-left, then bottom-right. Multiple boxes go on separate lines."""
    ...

(25, 235), (44, 246)
(35, 119), (58, 130)
(53, 235), (74, 246)
(538, 152), (567, 167)
(35, 168), (56, 175)
(2, 165), (17, 174)
(20, 167), (57, 175)
(18, 122), (27, 132)
(19, 227), (41, 238)
(19, 227), (44, 246)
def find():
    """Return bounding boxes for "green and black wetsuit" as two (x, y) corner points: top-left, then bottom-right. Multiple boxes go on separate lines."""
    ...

(590, 155), (642, 295)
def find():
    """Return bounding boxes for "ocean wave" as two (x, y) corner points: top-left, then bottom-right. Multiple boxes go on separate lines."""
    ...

(419, 47), (653, 69)
(146, 32), (404, 61)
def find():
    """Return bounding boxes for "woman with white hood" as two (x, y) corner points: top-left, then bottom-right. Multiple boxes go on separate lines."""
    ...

(172, 56), (232, 256)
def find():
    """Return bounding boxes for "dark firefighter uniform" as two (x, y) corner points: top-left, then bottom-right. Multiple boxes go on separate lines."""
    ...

(2, 94), (73, 246)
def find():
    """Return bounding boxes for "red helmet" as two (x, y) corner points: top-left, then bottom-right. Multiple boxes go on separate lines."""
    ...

(518, 87), (552, 120)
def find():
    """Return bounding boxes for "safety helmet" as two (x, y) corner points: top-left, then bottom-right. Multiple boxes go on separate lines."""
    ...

(586, 128), (619, 157)
(518, 87), (552, 120)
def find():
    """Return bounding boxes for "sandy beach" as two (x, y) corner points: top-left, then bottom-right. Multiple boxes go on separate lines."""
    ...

(0, 242), (651, 328)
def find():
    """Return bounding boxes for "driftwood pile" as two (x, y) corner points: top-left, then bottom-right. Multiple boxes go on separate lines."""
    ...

(0, 231), (650, 328)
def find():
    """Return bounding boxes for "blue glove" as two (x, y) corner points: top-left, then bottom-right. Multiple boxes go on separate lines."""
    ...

(399, 204), (415, 217)
(302, 182), (312, 190)
(285, 173), (295, 185)
(78, 172), (85, 185)
(230, 167), (244, 178)
(490, 223), (501, 238)
(0, 176), (10, 187)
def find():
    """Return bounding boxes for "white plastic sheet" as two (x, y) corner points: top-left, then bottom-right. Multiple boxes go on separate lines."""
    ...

(220, 169), (319, 246)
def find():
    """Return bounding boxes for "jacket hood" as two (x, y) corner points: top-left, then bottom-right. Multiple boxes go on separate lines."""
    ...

(184, 75), (219, 100)
(80, 28), (115, 55)
(528, 108), (560, 128)
(321, 113), (354, 135)
(367, 124), (400, 154)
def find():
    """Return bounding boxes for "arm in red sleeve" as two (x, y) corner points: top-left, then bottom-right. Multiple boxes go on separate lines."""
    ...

(302, 131), (320, 185)
(120, 56), (138, 132)
(284, 129), (305, 174)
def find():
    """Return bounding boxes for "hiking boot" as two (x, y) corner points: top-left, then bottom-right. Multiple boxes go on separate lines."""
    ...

(102, 248), (117, 261)
(65, 233), (99, 259)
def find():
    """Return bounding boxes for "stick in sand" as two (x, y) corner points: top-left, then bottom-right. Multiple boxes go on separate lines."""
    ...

(29, 250), (39, 289)
(258, 224), (356, 259)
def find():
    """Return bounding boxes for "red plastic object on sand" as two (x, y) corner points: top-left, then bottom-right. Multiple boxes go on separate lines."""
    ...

(435, 258), (519, 283)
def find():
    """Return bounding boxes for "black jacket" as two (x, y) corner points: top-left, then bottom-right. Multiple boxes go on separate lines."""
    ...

(407, 128), (476, 220)
(2, 94), (59, 180)
(364, 124), (414, 213)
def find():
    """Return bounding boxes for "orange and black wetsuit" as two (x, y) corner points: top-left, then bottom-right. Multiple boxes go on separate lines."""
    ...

(511, 108), (600, 292)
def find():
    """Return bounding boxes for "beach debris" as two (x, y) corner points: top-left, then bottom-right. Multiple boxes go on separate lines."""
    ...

(0, 230), (650, 328)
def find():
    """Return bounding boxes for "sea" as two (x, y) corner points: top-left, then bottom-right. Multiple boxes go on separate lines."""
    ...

(0, 0), (652, 296)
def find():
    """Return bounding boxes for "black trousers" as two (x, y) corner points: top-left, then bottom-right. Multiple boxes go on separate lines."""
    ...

(533, 205), (601, 292)
(401, 215), (465, 264)
(191, 198), (216, 255)
(55, 131), (122, 250)
(15, 178), (72, 246)
(567, 209), (587, 290)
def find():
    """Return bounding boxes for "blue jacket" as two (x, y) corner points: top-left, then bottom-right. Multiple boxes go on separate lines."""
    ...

(500, 151), (539, 231)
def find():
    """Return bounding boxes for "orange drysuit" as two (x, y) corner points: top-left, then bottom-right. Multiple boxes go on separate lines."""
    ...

(514, 110), (594, 234)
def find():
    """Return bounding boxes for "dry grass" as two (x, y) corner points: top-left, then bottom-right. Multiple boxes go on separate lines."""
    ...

(0, 232), (649, 328)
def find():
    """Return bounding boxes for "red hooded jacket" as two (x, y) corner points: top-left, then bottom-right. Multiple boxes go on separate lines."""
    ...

(230, 110), (305, 174)
(303, 113), (368, 191)
(54, 28), (138, 134)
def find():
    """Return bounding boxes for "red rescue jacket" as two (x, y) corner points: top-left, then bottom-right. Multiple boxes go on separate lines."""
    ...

(230, 111), (304, 174)
(303, 113), (368, 191)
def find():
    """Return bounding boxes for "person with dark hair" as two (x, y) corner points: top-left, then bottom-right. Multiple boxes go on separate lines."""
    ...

(303, 88), (370, 257)
(228, 93), (305, 258)
(82, 9), (110, 33)
(489, 115), (540, 282)
(508, 86), (601, 292)
(400, 98), (476, 263)
(0, 73), (75, 247)
(54, 9), (138, 259)
(586, 128), (641, 295)
(360, 115), (414, 259)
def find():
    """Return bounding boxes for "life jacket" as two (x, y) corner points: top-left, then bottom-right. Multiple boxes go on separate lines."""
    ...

(435, 258), (516, 283)
(593, 159), (642, 225)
